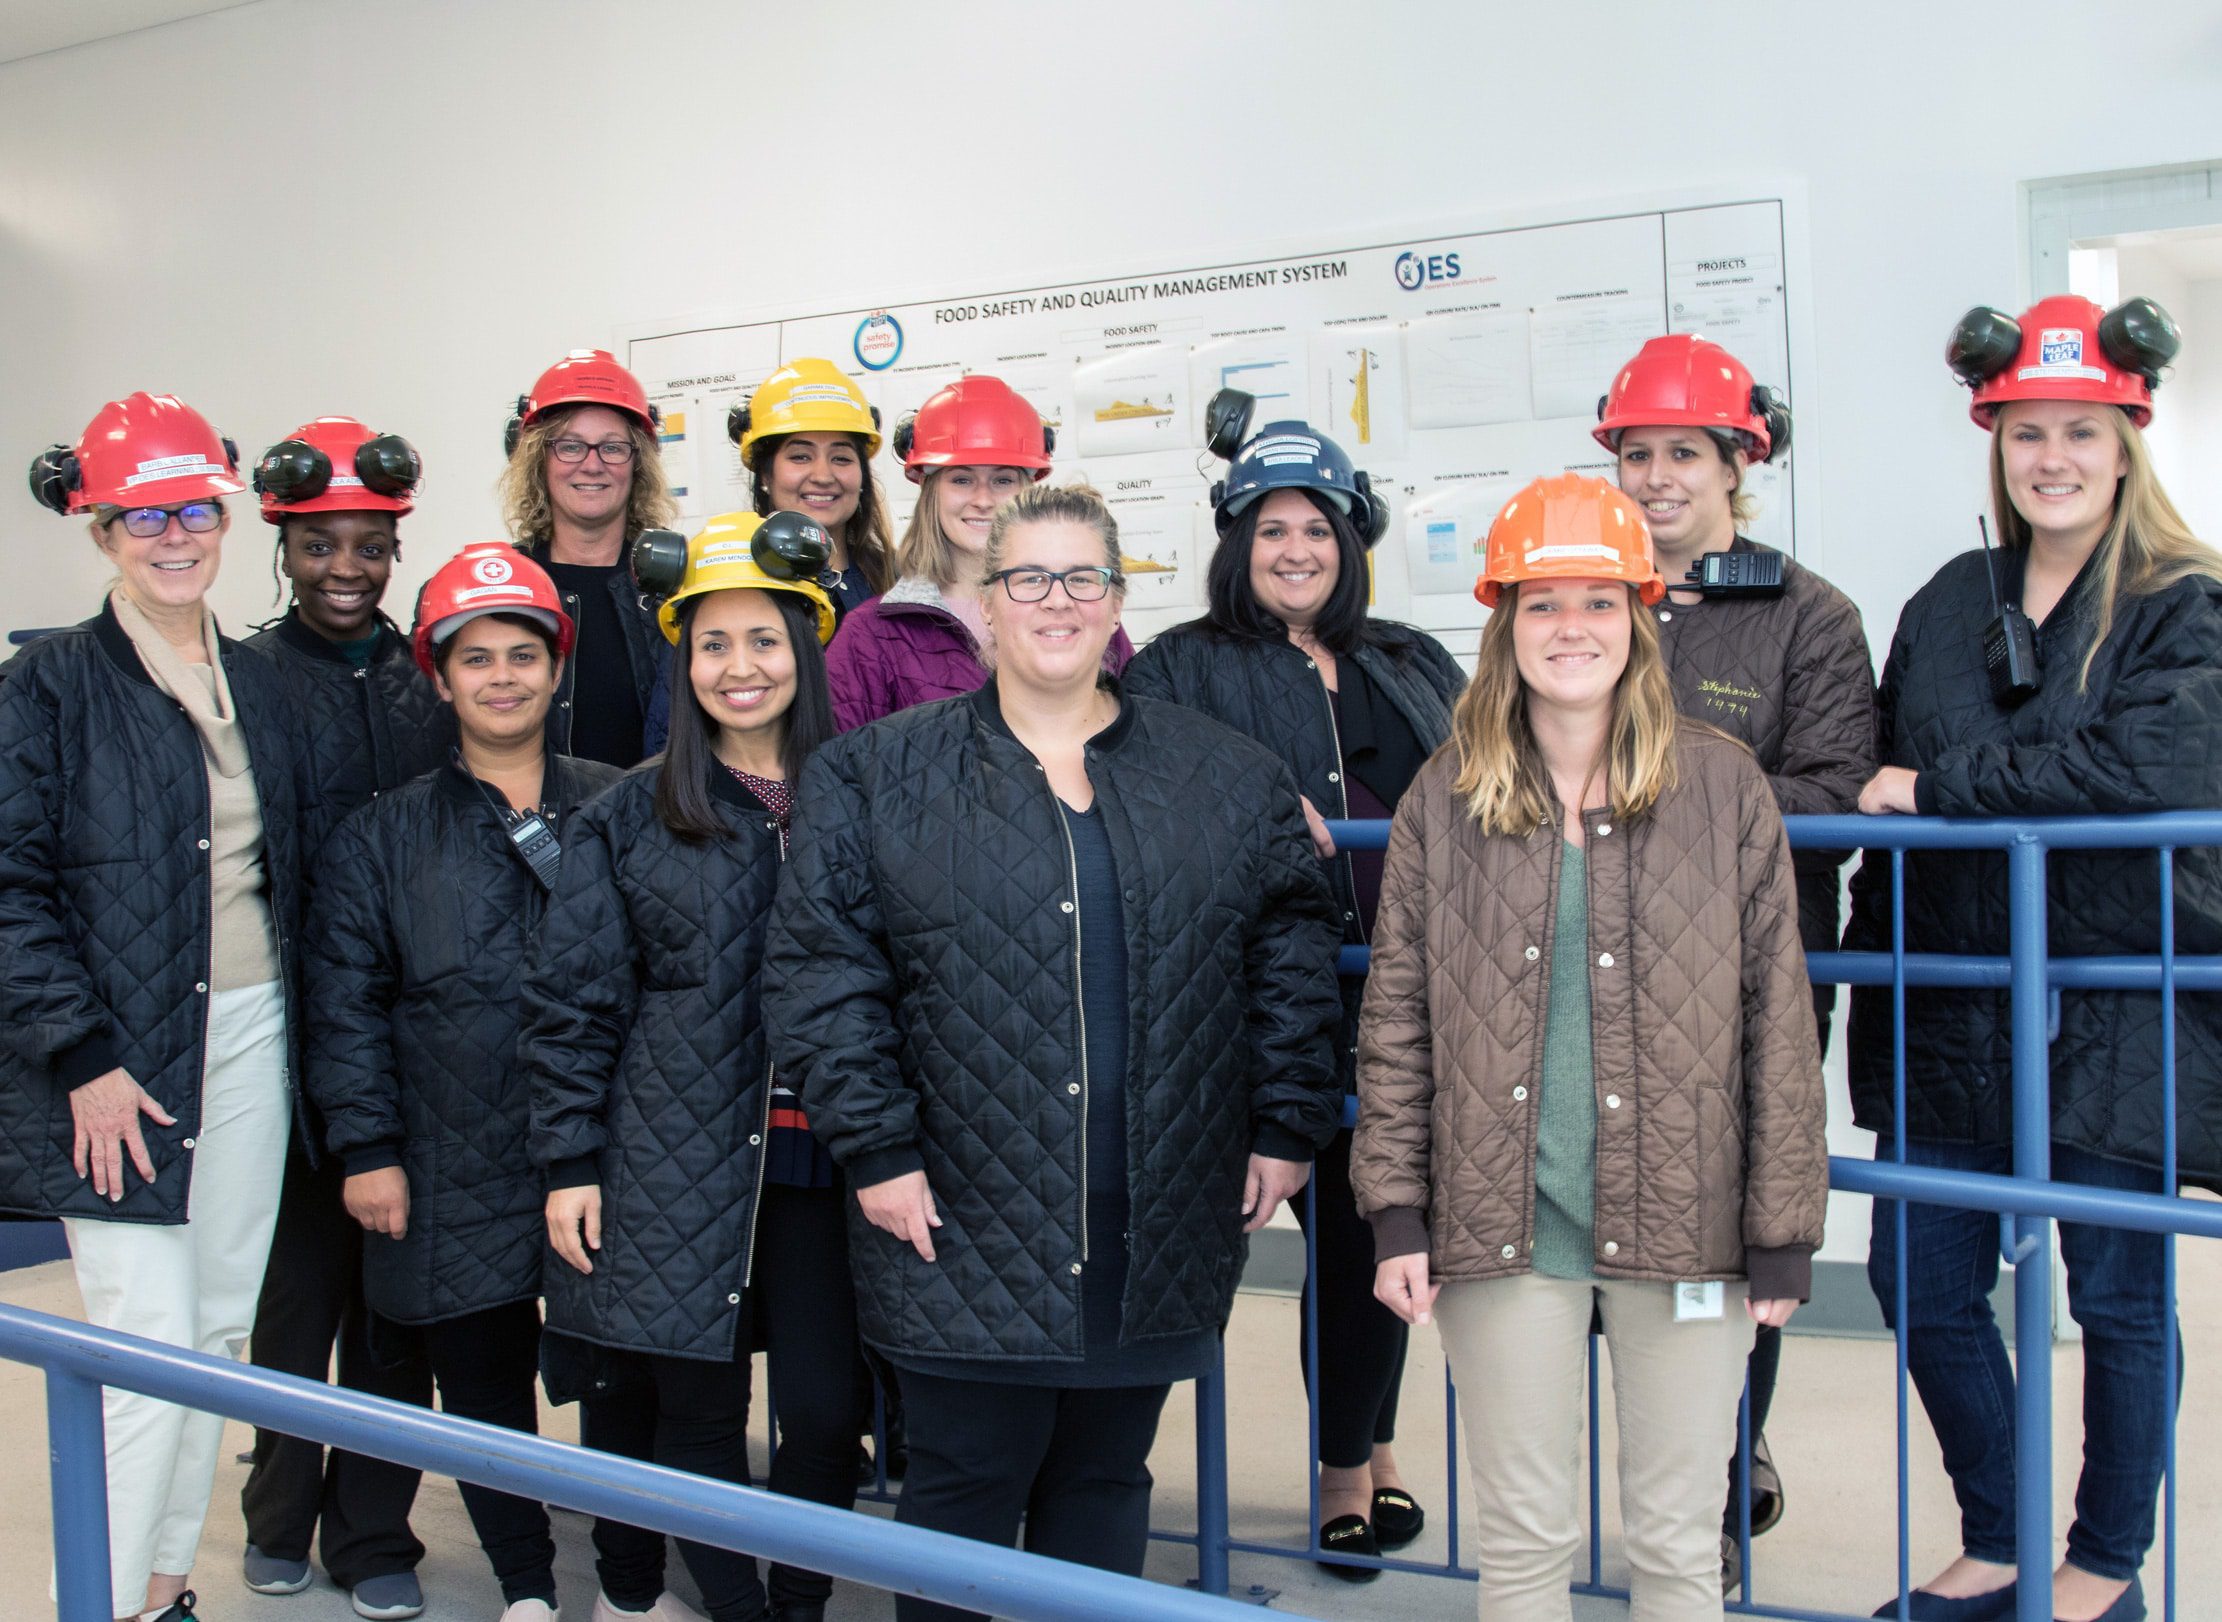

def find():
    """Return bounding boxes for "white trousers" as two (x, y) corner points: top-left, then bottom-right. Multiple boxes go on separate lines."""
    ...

(63, 980), (290, 1614)
(1435, 1271), (1757, 1622)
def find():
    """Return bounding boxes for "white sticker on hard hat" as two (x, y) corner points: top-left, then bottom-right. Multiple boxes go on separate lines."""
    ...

(1525, 542), (1624, 566)
(1251, 435), (1322, 458)
(787, 385), (858, 406)
(2016, 363), (2106, 383)
(472, 556), (515, 585)
(453, 583), (532, 607)
(124, 455), (223, 486)
(329, 474), (365, 489)
(699, 540), (752, 562)
(2040, 329), (2084, 366)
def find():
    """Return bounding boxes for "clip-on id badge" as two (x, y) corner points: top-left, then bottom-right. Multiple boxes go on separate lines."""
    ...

(1673, 1280), (1724, 1321)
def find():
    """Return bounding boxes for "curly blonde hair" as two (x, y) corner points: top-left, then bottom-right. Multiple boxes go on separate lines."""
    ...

(499, 406), (675, 544)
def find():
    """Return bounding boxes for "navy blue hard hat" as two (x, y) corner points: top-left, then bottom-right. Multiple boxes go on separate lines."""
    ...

(1213, 420), (1363, 522)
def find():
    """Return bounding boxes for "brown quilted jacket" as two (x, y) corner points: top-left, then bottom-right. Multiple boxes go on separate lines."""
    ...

(1350, 728), (1828, 1302)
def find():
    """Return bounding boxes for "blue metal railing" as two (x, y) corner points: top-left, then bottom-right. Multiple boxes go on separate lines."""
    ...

(2, 810), (2213, 1619)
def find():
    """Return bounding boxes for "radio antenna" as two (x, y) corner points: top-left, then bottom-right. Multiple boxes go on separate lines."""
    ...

(1978, 515), (2006, 613)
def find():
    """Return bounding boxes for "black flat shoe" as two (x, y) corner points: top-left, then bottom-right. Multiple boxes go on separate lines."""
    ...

(1316, 1514), (1381, 1582)
(769, 1605), (828, 1622)
(1370, 1488), (1425, 1550)
(1868, 1584), (2017, 1621)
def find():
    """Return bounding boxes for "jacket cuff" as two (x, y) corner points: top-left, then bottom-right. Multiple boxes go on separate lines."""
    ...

(341, 1145), (404, 1178)
(1368, 1206), (1430, 1264)
(846, 1143), (927, 1190)
(55, 1028), (121, 1091)
(545, 1155), (601, 1191)
(1745, 1244), (1814, 1304)
(1250, 1121), (1318, 1163)
(1911, 770), (1940, 816)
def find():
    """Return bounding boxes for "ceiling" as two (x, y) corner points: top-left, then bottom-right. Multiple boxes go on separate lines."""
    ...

(0, 0), (254, 67)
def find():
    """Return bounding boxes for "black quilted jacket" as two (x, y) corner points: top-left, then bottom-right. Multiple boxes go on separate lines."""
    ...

(521, 764), (786, 1361)
(513, 537), (670, 762)
(0, 601), (315, 1223)
(1845, 549), (2222, 1184)
(765, 681), (1344, 1365)
(1122, 622), (1464, 1090)
(246, 609), (453, 822)
(306, 756), (621, 1324)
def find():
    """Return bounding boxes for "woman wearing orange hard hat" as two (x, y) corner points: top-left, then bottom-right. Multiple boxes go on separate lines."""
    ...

(1596, 333), (1876, 1573)
(4, 394), (317, 1622)
(827, 374), (1133, 729)
(1354, 473), (1826, 1620)
(525, 512), (861, 1622)
(1847, 294), (2222, 1622)
(729, 358), (896, 625)
(499, 348), (679, 768)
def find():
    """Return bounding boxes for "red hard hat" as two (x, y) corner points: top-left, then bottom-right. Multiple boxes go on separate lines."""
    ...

(1593, 334), (1779, 461)
(62, 393), (246, 513)
(1955, 295), (2172, 429)
(898, 375), (1054, 483)
(518, 349), (659, 433)
(411, 543), (575, 679)
(256, 416), (421, 524)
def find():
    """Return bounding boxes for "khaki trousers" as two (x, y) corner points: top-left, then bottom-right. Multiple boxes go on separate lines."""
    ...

(1435, 1271), (1755, 1622)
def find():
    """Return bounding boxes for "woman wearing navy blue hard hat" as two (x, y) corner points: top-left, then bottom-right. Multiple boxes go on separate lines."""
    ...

(1125, 394), (1465, 1577)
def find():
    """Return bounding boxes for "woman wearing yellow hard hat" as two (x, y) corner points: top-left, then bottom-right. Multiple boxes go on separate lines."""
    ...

(523, 509), (861, 1622)
(730, 359), (896, 625)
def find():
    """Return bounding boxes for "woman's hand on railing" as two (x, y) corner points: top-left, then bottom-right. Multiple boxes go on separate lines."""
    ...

(1857, 767), (1919, 815)
(1242, 1153), (1311, 1232)
(546, 1184), (603, 1275)
(1373, 1254), (1440, 1326)
(343, 1168), (410, 1239)
(68, 1066), (174, 1201)
(1747, 1297), (1799, 1329)
(1298, 795), (1337, 860)
(858, 1170), (942, 1262)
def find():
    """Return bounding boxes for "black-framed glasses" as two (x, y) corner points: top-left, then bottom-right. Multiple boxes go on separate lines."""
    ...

(116, 502), (223, 539)
(548, 437), (638, 466)
(989, 565), (1122, 603)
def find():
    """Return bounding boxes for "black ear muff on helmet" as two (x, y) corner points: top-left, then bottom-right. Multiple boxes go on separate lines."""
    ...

(1750, 385), (1792, 463)
(628, 528), (689, 602)
(254, 439), (326, 500)
(890, 414), (916, 463)
(221, 437), (241, 472)
(2097, 296), (2180, 386)
(1352, 472), (1391, 548)
(29, 445), (81, 515)
(726, 403), (750, 447)
(753, 510), (834, 581)
(1040, 422), (1056, 459)
(1947, 307), (2024, 389)
(355, 434), (423, 496)
(1203, 387), (1257, 462)
(502, 394), (531, 459)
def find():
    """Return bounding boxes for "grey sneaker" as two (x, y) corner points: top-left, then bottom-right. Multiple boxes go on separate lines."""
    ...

(350, 1571), (426, 1620)
(243, 1545), (312, 1595)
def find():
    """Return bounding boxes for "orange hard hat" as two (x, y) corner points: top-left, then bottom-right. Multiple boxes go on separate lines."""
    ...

(1477, 473), (1663, 608)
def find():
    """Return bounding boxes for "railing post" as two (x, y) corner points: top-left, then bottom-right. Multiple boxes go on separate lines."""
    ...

(1193, 1347), (1231, 1596)
(2008, 836), (2053, 1622)
(48, 1366), (112, 1622)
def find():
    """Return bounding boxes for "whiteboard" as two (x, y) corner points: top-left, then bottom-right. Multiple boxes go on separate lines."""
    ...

(620, 196), (1799, 655)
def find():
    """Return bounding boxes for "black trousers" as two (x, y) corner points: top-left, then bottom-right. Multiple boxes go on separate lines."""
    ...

(586, 1183), (864, 1620)
(417, 1301), (557, 1605)
(892, 1369), (1172, 1622)
(240, 1138), (430, 1585)
(1291, 1128), (1409, 1469)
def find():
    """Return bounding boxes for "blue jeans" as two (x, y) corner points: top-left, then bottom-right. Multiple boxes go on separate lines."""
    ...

(1866, 1139), (2183, 1580)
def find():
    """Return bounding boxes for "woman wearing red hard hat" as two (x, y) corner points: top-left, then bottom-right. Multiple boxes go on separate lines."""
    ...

(237, 414), (448, 1615)
(827, 375), (1133, 729)
(1846, 295), (2222, 1622)
(1355, 474), (1826, 1620)
(1595, 333), (1875, 1575)
(305, 543), (617, 1622)
(2, 394), (318, 1622)
(525, 512), (859, 1622)
(730, 358), (896, 624)
(499, 349), (678, 768)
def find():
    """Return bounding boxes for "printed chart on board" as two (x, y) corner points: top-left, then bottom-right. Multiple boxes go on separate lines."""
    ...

(620, 199), (1796, 654)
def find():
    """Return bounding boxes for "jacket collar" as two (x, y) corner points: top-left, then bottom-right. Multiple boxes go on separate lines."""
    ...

(438, 750), (597, 817)
(967, 674), (1139, 754)
(269, 606), (406, 665)
(707, 760), (774, 814)
(877, 575), (965, 624)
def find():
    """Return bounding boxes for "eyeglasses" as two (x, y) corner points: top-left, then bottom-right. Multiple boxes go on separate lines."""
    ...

(548, 438), (638, 466)
(115, 502), (224, 539)
(989, 566), (1123, 603)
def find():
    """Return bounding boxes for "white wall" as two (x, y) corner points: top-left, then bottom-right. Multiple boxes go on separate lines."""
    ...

(5, 0), (2222, 1262)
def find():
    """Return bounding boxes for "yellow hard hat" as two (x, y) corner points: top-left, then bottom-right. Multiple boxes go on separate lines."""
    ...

(656, 510), (839, 646)
(728, 358), (882, 458)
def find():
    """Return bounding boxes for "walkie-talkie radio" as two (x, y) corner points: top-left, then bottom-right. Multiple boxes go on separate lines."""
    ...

(1977, 516), (2040, 705)
(1684, 550), (1786, 597)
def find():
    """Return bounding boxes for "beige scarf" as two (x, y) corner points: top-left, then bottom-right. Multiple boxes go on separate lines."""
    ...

(109, 588), (250, 779)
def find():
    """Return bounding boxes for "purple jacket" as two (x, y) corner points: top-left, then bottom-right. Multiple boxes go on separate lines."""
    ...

(826, 576), (1136, 732)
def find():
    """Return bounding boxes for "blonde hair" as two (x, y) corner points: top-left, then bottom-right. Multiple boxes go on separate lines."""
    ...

(1989, 405), (2222, 688)
(894, 468), (998, 590)
(499, 407), (676, 544)
(984, 482), (1124, 579)
(1450, 581), (1681, 835)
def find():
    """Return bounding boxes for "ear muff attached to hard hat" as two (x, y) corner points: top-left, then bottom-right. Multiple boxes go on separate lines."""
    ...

(255, 433), (422, 504)
(651, 510), (839, 646)
(1204, 389), (1389, 548)
(1951, 294), (2180, 427)
(1947, 307), (2025, 390)
(2098, 296), (2181, 385)
(28, 445), (81, 514)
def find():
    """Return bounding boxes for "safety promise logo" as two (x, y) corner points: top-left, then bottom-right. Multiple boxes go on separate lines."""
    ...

(854, 312), (904, 371)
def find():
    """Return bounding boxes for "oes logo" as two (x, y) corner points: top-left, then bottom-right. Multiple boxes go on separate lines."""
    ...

(1393, 250), (1463, 291)
(472, 555), (514, 586)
